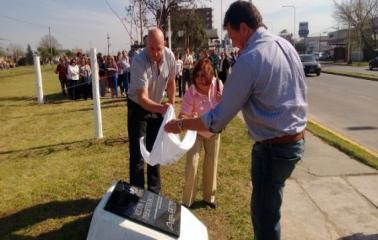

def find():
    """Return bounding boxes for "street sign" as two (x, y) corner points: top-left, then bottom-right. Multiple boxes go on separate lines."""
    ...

(299, 22), (309, 38)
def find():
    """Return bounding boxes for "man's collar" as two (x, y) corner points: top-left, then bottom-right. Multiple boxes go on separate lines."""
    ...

(241, 27), (266, 54)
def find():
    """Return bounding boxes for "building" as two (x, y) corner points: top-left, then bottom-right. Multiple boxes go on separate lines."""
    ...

(305, 36), (331, 53)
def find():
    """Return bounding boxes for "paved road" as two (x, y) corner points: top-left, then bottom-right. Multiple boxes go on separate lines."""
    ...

(307, 73), (378, 153)
(322, 64), (378, 76)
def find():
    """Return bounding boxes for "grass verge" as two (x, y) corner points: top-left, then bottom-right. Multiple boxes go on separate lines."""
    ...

(0, 66), (254, 240)
(307, 120), (378, 170)
(322, 69), (378, 81)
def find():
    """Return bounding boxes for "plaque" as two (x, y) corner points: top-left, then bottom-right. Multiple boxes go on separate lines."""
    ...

(104, 181), (181, 238)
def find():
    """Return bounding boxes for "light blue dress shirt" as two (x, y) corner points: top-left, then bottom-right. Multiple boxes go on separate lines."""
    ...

(202, 27), (307, 142)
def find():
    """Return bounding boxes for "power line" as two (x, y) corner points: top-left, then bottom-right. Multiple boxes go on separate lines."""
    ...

(0, 13), (47, 28)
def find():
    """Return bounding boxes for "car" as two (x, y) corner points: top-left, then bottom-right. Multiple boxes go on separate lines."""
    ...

(299, 54), (322, 76)
(318, 52), (330, 61)
(368, 57), (378, 70)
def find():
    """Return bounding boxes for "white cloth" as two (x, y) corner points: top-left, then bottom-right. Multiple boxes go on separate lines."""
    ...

(140, 105), (197, 166)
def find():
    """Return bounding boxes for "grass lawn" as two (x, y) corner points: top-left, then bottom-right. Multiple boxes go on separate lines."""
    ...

(0, 66), (254, 239)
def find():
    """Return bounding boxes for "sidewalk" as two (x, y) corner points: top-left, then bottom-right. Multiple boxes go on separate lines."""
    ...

(281, 132), (378, 240)
(237, 113), (378, 239)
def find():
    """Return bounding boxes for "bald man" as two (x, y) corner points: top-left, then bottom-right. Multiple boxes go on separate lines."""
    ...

(127, 28), (176, 194)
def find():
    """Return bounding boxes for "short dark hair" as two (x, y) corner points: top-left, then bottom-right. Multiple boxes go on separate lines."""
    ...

(223, 1), (265, 31)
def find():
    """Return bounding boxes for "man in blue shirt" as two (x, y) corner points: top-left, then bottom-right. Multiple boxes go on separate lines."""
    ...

(165, 1), (307, 239)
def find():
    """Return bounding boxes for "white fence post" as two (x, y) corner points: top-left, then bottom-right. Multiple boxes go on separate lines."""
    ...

(33, 55), (44, 104)
(90, 48), (103, 139)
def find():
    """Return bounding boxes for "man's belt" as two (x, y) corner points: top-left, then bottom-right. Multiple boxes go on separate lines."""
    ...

(259, 131), (305, 144)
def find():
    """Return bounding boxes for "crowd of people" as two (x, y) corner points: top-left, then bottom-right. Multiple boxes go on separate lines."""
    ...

(54, 51), (131, 100)
(54, 47), (237, 101)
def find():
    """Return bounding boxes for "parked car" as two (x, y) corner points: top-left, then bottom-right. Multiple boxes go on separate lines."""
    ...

(299, 54), (322, 76)
(368, 57), (378, 70)
(318, 52), (330, 61)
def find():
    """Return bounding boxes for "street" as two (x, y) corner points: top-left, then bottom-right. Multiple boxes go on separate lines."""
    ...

(306, 73), (378, 153)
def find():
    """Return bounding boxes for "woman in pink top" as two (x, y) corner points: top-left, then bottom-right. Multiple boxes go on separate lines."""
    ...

(180, 58), (223, 209)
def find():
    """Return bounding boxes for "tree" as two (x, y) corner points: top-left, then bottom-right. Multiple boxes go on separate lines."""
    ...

(7, 43), (25, 62)
(37, 34), (61, 63)
(171, 10), (207, 49)
(122, 0), (209, 44)
(333, 0), (378, 59)
(0, 46), (5, 56)
(26, 44), (34, 65)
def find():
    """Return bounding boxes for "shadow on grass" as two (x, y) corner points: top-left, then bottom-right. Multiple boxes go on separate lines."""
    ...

(337, 233), (378, 240)
(0, 137), (129, 157)
(0, 96), (32, 102)
(0, 198), (99, 240)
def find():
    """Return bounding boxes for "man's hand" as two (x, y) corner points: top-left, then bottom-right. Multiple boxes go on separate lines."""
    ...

(160, 103), (171, 115)
(164, 119), (181, 133)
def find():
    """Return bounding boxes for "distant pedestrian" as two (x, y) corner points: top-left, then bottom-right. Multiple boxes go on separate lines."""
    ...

(218, 52), (230, 83)
(182, 48), (194, 95)
(55, 57), (67, 95)
(67, 59), (80, 100)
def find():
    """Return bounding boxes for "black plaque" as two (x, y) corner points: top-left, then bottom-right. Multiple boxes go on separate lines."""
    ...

(104, 181), (181, 238)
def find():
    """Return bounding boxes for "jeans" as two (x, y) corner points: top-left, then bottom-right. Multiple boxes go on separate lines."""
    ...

(251, 140), (304, 240)
(127, 99), (162, 194)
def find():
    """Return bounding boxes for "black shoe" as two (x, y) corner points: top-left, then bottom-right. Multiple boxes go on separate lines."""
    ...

(203, 201), (217, 209)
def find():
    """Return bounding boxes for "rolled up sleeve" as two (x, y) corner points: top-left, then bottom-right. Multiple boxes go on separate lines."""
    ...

(201, 57), (256, 133)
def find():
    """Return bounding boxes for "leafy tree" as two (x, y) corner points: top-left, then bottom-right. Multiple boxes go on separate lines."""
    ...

(171, 10), (207, 49)
(37, 34), (61, 63)
(333, 0), (378, 59)
(26, 44), (34, 65)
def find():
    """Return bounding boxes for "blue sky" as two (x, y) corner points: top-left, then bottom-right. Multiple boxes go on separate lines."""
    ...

(0, 0), (339, 54)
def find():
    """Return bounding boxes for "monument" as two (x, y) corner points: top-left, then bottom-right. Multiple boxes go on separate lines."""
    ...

(87, 181), (208, 240)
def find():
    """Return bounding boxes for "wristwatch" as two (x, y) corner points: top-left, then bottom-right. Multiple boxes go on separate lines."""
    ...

(177, 119), (184, 131)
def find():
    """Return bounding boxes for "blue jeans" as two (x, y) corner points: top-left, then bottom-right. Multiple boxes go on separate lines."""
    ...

(251, 140), (304, 240)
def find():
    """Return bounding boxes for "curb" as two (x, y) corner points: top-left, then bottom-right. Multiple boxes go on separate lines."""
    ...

(321, 70), (378, 82)
(308, 118), (378, 158)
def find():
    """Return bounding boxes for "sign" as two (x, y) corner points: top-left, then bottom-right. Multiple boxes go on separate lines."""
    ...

(299, 22), (309, 38)
(104, 181), (181, 238)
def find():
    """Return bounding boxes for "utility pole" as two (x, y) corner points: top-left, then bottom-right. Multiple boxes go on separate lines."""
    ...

(107, 33), (110, 55)
(48, 26), (52, 64)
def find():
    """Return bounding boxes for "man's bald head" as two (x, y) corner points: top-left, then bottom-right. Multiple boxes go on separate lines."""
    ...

(147, 28), (165, 62)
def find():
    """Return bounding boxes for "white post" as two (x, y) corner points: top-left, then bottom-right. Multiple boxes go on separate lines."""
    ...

(33, 55), (44, 104)
(168, 14), (172, 49)
(90, 48), (103, 139)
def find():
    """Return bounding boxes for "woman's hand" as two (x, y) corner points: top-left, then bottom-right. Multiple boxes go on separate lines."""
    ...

(164, 120), (181, 133)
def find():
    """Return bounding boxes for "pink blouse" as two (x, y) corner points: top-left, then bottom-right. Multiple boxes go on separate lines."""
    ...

(180, 78), (223, 138)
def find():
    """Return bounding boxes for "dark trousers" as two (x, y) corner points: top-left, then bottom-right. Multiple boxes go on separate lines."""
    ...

(176, 75), (182, 97)
(127, 99), (162, 194)
(251, 140), (304, 240)
(182, 69), (191, 95)
(58, 76), (67, 95)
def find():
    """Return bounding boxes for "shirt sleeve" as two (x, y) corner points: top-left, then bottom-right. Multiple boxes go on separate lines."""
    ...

(201, 56), (256, 133)
(167, 51), (176, 81)
(130, 55), (148, 90)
